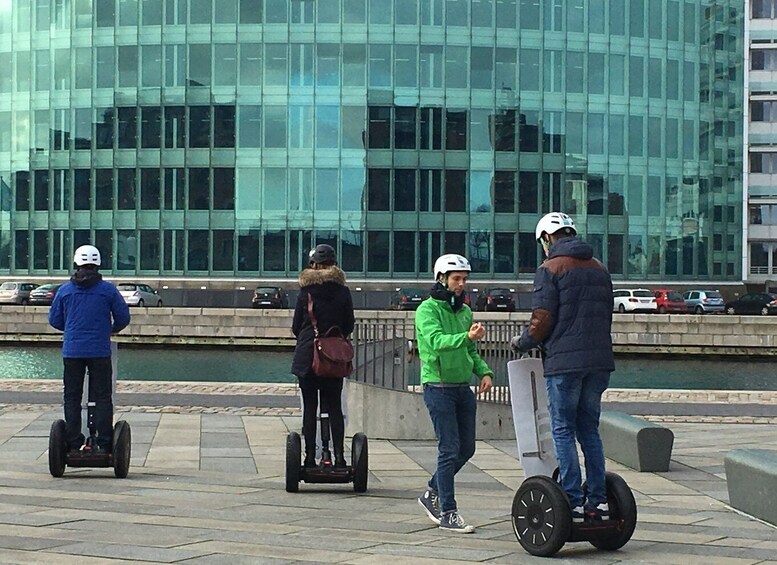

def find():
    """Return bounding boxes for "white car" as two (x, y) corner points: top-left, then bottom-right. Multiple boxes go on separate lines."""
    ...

(117, 283), (163, 307)
(613, 288), (657, 313)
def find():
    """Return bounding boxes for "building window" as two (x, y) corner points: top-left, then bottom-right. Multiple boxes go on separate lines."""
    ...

(117, 169), (136, 210)
(140, 231), (160, 272)
(141, 108), (161, 148)
(140, 169), (160, 210)
(189, 168), (210, 210)
(445, 110), (467, 150)
(188, 106), (210, 148)
(444, 170), (466, 212)
(117, 107), (137, 149)
(394, 170), (416, 212)
(368, 107), (391, 149)
(213, 106), (235, 148)
(367, 169), (390, 211)
(95, 169), (114, 210)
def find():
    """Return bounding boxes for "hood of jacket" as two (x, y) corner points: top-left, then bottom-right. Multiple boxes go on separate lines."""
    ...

(548, 236), (594, 261)
(299, 266), (346, 288)
(71, 268), (102, 289)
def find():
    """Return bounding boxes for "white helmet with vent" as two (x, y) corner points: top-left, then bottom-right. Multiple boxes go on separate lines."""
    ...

(433, 254), (471, 280)
(73, 245), (101, 267)
(535, 212), (576, 242)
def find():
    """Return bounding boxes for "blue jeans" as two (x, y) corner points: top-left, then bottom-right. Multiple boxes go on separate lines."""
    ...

(423, 385), (477, 514)
(545, 371), (610, 508)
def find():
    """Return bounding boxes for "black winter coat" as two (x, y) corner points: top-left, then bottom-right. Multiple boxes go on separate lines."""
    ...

(291, 266), (355, 379)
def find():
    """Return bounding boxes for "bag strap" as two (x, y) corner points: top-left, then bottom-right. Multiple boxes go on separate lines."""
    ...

(306, 293), (319, 337)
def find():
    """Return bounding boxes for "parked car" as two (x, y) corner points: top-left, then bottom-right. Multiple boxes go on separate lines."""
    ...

(389, 288), (429, 310)
(0, 281), (39, 305)
(683, 289), (725, 314)
(28, 283), (64, 306)
(724, 293), (777, 316)
(116, 283), (163, 307)
(652, 289), (688, 314)
(251, 286), (289, 309)
(475, 288), (516, 312)
(612, 288), (658, 313)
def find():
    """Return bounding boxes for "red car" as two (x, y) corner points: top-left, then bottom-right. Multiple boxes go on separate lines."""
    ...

(652, 289), (688, 314)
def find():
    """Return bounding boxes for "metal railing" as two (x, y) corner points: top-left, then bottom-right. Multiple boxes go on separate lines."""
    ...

(352, 318), (526, 405)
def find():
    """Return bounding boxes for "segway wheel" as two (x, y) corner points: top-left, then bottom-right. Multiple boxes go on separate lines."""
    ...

(112, 420), (132, 479)
(511, 476), (571, 557)
(285, 432), (301, 493)
(351, 433), (368, 493)
(587, 472), (637, 551)
(48, 420), (67, 478)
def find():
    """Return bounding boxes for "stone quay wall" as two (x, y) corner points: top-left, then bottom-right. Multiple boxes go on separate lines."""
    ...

(0, 307), (774, 355)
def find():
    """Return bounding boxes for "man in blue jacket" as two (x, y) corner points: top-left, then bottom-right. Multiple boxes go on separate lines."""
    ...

(511, 212), (614, 524)
(49, 245), (130, 453)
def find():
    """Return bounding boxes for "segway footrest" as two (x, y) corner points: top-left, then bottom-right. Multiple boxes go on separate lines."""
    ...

(301, 466), (353, 484)
(66, 451), (113, 468)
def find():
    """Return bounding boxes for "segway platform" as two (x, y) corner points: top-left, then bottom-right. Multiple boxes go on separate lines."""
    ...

(508, 357), (637, 557)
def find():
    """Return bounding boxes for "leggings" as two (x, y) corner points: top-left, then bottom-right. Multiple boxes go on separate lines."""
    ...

(299, 377), (345, 457)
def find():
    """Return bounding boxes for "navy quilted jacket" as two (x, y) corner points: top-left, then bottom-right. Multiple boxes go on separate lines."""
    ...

(518, 237), (615, 377)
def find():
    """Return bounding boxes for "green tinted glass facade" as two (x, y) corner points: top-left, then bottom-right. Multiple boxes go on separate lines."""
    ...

(0, 0), (744, 280)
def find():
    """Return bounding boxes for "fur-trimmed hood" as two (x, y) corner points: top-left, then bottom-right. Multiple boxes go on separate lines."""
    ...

(298, 266), (346, 288)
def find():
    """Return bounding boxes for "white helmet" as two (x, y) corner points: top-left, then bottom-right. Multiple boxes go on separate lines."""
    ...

(73, 244), (101, 267)
(433, 254), (471, 279)
(535, 212), (576, 242)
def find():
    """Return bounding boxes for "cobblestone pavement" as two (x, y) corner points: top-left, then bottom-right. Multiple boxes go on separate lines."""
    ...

(1, 387), (776, 564)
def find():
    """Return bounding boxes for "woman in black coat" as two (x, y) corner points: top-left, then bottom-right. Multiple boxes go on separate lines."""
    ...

(291, 244), (355, 468)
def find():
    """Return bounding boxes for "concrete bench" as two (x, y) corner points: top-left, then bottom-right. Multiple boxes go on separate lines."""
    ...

(725, 449), (777, 526)
(599, 411), (674, 472)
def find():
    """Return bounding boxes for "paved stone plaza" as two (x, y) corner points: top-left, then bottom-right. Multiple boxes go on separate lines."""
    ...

(0, 381), (776, 564)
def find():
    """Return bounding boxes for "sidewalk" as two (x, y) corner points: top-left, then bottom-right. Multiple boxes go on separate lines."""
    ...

(0, 387), (776, 563)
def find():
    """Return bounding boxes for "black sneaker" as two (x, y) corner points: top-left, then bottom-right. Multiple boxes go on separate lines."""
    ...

(417, 490), (441, 525)
(585, 502), (610, 522)
(439, 511), (475, 534)
(571, 505), (585, 524)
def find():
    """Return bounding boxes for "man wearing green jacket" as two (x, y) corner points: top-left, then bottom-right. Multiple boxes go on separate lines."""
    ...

(416, 254), (494, 533)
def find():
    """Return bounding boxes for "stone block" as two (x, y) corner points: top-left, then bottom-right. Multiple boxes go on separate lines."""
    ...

(725, 449), (777, 526)
(600, 411), (674, 472)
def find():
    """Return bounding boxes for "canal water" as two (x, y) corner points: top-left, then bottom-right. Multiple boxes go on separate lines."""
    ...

(0, 346), (775, 390)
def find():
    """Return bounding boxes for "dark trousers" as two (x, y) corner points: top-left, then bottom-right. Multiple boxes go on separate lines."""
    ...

(299, 377), (344, 458)
(63, 357), (113, 450)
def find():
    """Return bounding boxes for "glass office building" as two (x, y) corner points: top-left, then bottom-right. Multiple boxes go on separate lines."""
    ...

(0, 0), (745, 282)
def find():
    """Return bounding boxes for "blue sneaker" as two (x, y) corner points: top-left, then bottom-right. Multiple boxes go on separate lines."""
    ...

(585, 502), (610, 522)
(418, 490), (440, 525)
(439, 510), (475, 534)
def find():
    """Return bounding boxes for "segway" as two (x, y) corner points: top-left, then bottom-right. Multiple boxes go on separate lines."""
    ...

(48, 342), (131, 479)
(508, 357), (637, 557)
(285, 392), (368, 493)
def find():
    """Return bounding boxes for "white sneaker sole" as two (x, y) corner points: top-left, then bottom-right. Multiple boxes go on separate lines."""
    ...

(418, 498), (441, 525)
(439, 524), (476, 534)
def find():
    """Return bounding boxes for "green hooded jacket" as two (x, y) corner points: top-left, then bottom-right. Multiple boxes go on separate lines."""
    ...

(415, 297), (493, 385)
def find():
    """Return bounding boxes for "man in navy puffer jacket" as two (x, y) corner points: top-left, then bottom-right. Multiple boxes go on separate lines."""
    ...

(511, 212), (614, 525)
(49, 245), (130, 453)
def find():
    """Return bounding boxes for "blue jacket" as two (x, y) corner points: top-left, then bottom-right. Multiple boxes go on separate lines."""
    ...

(49, 270), (131, 358)
(518, 237), (614, 377)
